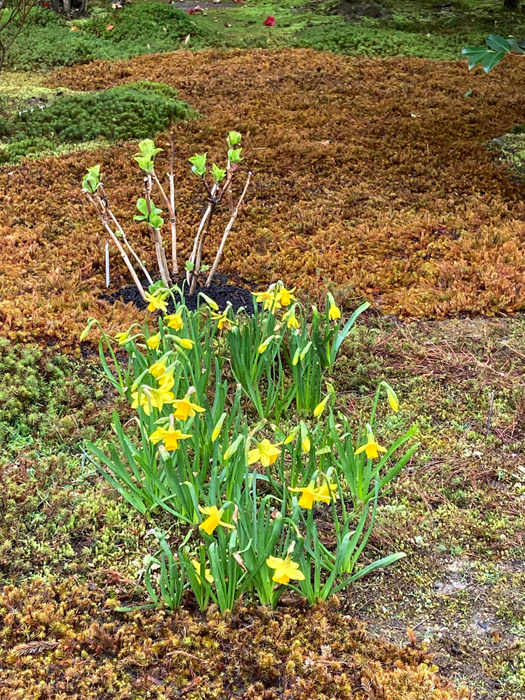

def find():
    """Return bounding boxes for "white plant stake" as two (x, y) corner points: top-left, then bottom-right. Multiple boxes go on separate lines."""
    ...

(105, 243), (110, 288)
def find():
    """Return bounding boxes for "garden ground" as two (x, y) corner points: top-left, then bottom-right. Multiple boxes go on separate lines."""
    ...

(1, 49), (524, 348)
(1, 3), (524, 699)
(1, 313), (523, 697)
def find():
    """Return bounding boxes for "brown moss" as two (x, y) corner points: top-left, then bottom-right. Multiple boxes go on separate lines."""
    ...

(0, 49), (524, 349)
(0, 578), (472, 699)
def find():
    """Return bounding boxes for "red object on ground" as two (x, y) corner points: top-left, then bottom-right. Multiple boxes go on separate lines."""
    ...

(42, 2), (50, 7)
(187, 5), (204, 13)
(264, 16), (275, 26)
(106, 24), (114, 30)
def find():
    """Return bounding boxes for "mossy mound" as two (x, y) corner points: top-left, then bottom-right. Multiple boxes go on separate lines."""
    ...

(0, 579), (471, 699)
(0, 81), (192, 164)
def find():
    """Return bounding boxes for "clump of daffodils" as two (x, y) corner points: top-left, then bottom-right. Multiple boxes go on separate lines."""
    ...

(85, 282), (416, 613)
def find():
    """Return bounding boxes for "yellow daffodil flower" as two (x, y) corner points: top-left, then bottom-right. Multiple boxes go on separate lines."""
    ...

(266, 554), (305, 585)
(289, 480), (337, 509)
(314, 481), (338, 504)
(199, 505), (235, 535)
(328, 303), (341, 321)
(211, 311), (233, 331)
(276, 286), (296, 307)
(172, 395), (205, 421)
(191, 560), (214, 585)
(254, 289), (281, 311)
(146, 333), (161, 350)
(355, 426), (387, 460)
(131, 388), (152, 414)
(114, 331), (132, 345)
(301, 436), (311, 453)
(158, 372), (175, 391)
(164, 312), (183, 331)
(131, 374), (175, 415)
(247, 439), (281, 467)
(149, 425), (191, 451)
(288, 481), (318, 509)
(149, 361), (166, 378)
(145, 292), (168, 314)
(284, 311), (300, 330)
(327, 292), (341, 321)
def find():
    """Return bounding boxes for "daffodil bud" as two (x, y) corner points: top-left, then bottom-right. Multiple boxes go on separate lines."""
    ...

(211, 413), (226, 442)
(313, 395), (330, 418)
(199, 292), (219, 311)
(382, 381), (400, 412)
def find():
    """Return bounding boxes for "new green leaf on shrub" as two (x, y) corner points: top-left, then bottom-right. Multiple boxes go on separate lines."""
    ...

(189, 153), (207, 177)
(134, 198), (164, 228)
(212, 163), (227, 183)
(82, 165), (101, 194)
(134, 139), (163, 173)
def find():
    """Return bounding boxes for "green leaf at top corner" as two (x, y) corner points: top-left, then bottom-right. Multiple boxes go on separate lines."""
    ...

(486, 34), (511, 54)
(461, 46), (489, 69)
(228, 147), (243, 164)
(189, 152), (207, 177)
(82, 164), (102, 193)
(136, 198), (149, 217)
(227, 131), (242, 148)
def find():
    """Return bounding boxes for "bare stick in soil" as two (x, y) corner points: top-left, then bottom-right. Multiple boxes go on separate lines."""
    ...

(186, 183), (219, 287)
(206, 171), (252, 288)
(144, 176), (172, 288)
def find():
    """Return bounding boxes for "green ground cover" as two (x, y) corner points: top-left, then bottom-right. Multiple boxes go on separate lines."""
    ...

(0, 79), (192, 163)
(3, 0), (525, 72)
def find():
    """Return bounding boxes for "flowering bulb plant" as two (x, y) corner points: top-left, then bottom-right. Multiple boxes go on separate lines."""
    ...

(84, 282), (418, 613)
(82, 131), (251, 300)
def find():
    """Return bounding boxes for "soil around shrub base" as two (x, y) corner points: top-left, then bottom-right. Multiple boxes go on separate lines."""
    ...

(105, 275), (256, 314)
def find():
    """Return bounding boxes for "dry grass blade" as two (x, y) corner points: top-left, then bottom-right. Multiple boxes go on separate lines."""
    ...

(12, 640), (60, 657)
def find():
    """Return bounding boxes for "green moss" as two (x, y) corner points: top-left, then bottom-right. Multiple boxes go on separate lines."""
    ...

(0, 339), (105, 450)
(489, 128), (525, 180)
(4, 0), (525, 70)
(2, 3), (213, 72)
(0, 81), (192, 164)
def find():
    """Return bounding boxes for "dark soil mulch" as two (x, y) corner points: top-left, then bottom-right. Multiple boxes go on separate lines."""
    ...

(106, 275), (256, 313)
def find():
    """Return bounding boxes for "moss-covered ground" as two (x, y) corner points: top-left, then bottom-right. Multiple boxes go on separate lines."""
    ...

(1, 1), (524, 697)
(1, 49), (524, 349)
(3, 0), (525, 71)
(1, 315), (523, 697)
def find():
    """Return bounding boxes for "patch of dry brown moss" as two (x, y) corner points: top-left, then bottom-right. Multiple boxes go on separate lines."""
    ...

(0, 49), (524, 349)
(0, 578), (473, 699)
